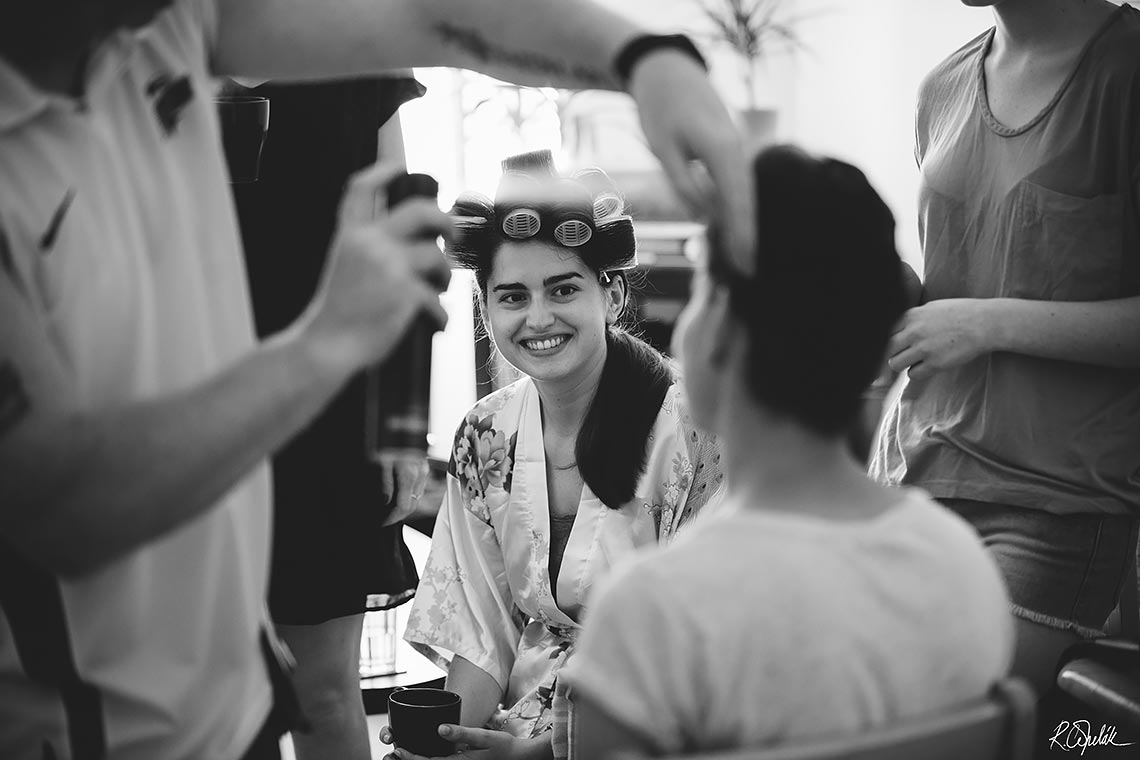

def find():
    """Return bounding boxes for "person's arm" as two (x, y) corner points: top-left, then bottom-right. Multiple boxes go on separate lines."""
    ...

(212, 0), (755, 277)
(398, 442), (528, 733)
(887, 295), (1140, 379)
(445, 654), (503, 729)
(214, 0), (632, 89)
(889, 170), (1140, 379)
(380, 655), (552, 759)
(0, 162), (451, 577)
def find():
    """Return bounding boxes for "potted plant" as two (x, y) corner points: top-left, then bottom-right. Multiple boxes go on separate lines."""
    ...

(693, 0), (807, 146)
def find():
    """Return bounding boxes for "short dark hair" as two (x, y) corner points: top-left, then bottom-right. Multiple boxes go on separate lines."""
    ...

(710, 145), (906, 436)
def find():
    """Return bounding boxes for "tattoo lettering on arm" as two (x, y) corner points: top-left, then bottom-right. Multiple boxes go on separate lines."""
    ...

(0, 360), (31, 439)
(433, 21), (610, 89)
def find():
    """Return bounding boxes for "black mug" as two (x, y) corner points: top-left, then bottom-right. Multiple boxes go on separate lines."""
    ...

(216, 95), (269, 183)
(388, 687), (462, 757)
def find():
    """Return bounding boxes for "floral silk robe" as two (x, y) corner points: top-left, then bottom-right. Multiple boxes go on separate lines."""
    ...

(404, 377), (723, 741)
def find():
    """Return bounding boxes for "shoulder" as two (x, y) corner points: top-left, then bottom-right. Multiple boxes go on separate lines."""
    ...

(463, 376), (530, 422)
(1103, 3), (1140, 50)
(888, 490), (1015, 661)
(659, 381), (722, 464)
(1090, 6), (1140, 88)
(656, 380), (695, 435)
(917, 29), (989, 119)
(446, 378), (529, 470)
(924, 29), (990, 90)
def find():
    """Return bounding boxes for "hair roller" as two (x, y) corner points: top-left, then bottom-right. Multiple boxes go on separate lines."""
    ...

(502, 208), (541, 239)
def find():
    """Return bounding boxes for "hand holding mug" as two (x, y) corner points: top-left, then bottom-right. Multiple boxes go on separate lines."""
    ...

(381, 687), (462, 758)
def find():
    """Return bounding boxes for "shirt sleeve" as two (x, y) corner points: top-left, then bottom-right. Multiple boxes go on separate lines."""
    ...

(403, 470), (523, 692)
(561, 562), (702, 755)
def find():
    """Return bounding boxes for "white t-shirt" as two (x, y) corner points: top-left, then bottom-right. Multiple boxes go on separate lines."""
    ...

(562, 490), (1013, 755)
(0, 2), (273, 758)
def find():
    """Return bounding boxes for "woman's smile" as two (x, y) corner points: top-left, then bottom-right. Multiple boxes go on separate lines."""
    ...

(520, 334), (571, 354)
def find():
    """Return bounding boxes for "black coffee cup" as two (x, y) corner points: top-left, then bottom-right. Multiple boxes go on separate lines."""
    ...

(215, 95), (269, 183)
(388, 687), (462, 757)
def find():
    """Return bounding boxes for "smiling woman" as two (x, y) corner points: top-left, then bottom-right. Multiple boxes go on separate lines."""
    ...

(485, 244), (619, 390)
(391, 149), (725, 760)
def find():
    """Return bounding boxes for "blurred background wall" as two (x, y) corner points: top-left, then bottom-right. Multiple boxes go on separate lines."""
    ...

(398, 0), (995, 454)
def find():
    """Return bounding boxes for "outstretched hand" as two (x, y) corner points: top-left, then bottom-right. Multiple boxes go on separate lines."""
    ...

(627, 49), (756, 277)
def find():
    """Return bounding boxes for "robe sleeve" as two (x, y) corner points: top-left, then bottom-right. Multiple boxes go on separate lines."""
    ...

(669, 386), (727, 534)
(403, 470), (524, 692)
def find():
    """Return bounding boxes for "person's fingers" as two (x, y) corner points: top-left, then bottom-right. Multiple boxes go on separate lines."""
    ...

(403, 238), (452, 294)
(906, 360), (932, 381)
(389, 749), (438, 760)
(379, 459), (395, 505)
(655, 144), (708, 218)
(439, 724), (495, 747)
(885, 323), (915, 359)
(340, 161), (410, 225)
(698, 133), (756, 277)
(384, 201), (455, 247)
(888, 345), (923, 373)
(402, 280), (449, 334)
(382, 459), (429, 526)
(412, 459), (429, 501)
(378, 726), (393, 744)
(392, 464), (415, 517)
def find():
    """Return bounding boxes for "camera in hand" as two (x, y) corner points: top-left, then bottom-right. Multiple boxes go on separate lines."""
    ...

(365, 173), (441, 461)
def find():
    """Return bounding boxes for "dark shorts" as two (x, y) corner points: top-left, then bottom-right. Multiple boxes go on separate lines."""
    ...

(941, 499), (1138, 636)
(234, 78), (427, 625)
(267, 376), (418, 625)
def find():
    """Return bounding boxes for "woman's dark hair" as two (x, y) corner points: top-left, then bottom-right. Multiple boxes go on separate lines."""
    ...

(448, 149), (638, 293)
(447, 149), (672, 508)
(710, 145), (906, 436)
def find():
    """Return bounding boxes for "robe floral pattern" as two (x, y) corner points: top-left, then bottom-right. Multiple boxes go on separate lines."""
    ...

(405, 377), (724, 747)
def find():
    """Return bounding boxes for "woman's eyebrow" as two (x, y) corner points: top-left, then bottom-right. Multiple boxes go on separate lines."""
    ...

(491, 272), (583, 293)
(543, 272), (583, 287)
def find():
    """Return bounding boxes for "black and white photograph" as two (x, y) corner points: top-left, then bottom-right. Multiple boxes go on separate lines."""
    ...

(1, 1), (1138, 759)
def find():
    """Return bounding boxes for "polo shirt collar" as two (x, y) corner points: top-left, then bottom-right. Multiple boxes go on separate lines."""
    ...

(0, 26), (147, 133)
(0, 55), (53, 132)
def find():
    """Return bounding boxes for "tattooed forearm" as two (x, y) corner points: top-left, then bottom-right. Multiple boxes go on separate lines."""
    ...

(0, 360), (31, 439)
(433, 21), (611, 89)
(0, 225), (14, 282)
